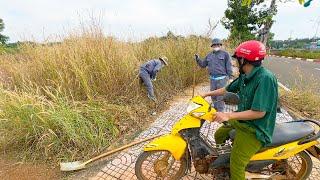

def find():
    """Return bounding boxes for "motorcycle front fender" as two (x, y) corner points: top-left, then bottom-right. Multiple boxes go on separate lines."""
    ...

(144, 134), (187, 160)
(171, 115), (201, 135)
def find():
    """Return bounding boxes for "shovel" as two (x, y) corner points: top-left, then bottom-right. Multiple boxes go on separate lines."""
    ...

(192, 37), (200, 97)
(60, 134), (163, 171)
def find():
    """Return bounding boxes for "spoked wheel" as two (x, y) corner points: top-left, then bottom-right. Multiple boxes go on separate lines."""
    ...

(135, 150), (187, 180)
(284, 151), (313, 180)
(260, 151), (313, 180)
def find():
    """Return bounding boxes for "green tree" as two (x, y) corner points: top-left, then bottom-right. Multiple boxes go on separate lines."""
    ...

(222, 0), (256, 43)
(266, 32), (275, 47)
(0, 18), (9, 45)
(242, 0), (311, 7)
(222, 0), (277, 45)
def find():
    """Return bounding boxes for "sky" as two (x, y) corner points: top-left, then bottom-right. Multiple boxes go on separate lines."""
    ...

(0, 0), (319, 42)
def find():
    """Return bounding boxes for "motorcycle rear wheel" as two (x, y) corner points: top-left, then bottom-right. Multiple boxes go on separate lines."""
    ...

(135, 150), (187, 180)
(263, 151), (313, 180)
(285, 151), (312, 180)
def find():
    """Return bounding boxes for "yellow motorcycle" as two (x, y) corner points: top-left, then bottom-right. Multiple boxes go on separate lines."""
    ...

(135, 94), (320, 179)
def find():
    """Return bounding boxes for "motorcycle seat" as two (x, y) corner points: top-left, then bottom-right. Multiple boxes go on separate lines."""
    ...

(229, 121), (314, 147)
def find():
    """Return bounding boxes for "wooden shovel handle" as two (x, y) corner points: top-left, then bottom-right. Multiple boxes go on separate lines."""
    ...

(192, 38), (200, 97)
(84, 134), (164, 165)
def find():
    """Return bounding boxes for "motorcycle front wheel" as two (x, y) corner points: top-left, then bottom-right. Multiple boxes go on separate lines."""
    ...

(135, 150), (187, 180)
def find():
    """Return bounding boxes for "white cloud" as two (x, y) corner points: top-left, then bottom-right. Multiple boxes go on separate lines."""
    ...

(272, 1), (320, 40)
(0, 0), (319, 42)
(0, 0), (229, 42)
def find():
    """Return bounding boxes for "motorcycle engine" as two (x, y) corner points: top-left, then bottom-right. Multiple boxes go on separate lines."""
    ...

(180, 128), (218, 174)
(193, 158), (208, 174)
(194, 155), (217, 174)
(188, 135), (216, 174)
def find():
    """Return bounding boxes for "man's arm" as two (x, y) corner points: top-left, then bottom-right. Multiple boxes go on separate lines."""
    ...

(151, 60), (162, 79)
(200, 87), (227, 98)
(214, 110), (266, 123)
(195, 55), (208, 68)
(200, 77), (240, 98)
(153, 60), (162, 72)
(150, 71), (157, 80)
(229, 110), (266, 120)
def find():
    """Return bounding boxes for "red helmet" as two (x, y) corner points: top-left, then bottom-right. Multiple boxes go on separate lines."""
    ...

(233, 40), (266, 61)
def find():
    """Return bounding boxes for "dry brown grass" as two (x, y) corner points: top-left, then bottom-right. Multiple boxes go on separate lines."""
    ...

(280, 88), (320, 120)
(0, 25), (211, 162)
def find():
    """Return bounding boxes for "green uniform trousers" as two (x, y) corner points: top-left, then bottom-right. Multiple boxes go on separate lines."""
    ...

(214, 121), (262, 180)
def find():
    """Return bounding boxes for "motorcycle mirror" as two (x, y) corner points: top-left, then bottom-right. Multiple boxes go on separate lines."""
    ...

(223, 92), (240, 105)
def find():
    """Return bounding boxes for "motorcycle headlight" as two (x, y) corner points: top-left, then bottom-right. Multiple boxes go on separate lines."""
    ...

(187, 102), (202, 113)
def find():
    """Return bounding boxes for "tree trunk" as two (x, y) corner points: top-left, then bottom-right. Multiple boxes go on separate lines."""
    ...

(259, 0), (277, 45)
(260, 21), (273, 45)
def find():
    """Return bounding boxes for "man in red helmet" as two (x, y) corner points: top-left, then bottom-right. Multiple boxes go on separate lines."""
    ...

(200, 40), (278, 179)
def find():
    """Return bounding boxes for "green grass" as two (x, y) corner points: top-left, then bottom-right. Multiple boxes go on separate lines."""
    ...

(0, 26), (210, 162)
(272, 49), (320, 60)
(0, 88), (130, 161)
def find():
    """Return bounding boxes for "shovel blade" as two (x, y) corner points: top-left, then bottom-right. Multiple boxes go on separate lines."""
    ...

(60, 161), (86, 171)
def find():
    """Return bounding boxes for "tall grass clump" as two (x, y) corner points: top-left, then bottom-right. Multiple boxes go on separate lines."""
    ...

(0, 88), (127, 160)
(278, 67), (320, 120)
(280, 87), (320, 120)
(0, 25), (210, 161)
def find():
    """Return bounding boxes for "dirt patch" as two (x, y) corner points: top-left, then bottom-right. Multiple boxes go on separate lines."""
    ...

(0, 158), (61, 180)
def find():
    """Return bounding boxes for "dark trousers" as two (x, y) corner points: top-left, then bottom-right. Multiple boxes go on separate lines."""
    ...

(210, 77), (228, 112)
(139, 68), (155, 98)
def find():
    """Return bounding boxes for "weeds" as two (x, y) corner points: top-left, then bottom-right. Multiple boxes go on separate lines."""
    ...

(279, 74), (320, 120)
(280, 87), (320, 120)
(0, 88), (136, 161)
(0, 26), (210, 161)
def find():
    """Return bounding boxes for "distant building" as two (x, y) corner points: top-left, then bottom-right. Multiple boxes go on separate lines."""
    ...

(310, 42), (317, 49)
(308, 41), (320, 50)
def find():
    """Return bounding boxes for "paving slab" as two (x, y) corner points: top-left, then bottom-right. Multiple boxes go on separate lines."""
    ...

(81, 85), (320, 180)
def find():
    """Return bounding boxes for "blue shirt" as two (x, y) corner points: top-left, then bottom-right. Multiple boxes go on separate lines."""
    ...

(140, 59), (163, 79)
(196, 50), (233, 78)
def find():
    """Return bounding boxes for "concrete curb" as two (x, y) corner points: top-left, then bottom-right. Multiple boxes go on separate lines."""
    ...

(278, 82), (292, 92)
(268, 54), (320, 63)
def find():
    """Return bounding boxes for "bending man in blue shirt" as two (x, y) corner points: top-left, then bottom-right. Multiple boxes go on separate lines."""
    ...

(139, 56), (168, 102)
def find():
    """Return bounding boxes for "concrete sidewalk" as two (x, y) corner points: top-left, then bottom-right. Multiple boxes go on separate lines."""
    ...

(77, 85), (320, 180)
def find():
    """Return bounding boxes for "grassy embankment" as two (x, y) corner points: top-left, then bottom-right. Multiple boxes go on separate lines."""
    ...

(272, 49), (320, 60)
(0, 27), (211, 162)
(280, 86), (320, 120)
(271, 50), (320, 119)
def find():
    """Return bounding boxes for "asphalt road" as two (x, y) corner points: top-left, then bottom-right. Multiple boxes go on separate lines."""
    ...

(263, 56), (320, 91)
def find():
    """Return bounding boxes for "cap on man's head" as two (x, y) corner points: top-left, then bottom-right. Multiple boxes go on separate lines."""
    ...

(159, 56), (168, 66)
(211, 38), (222, 47)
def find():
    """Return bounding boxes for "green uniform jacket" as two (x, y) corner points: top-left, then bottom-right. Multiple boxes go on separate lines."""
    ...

(226, 66), (278, 147)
